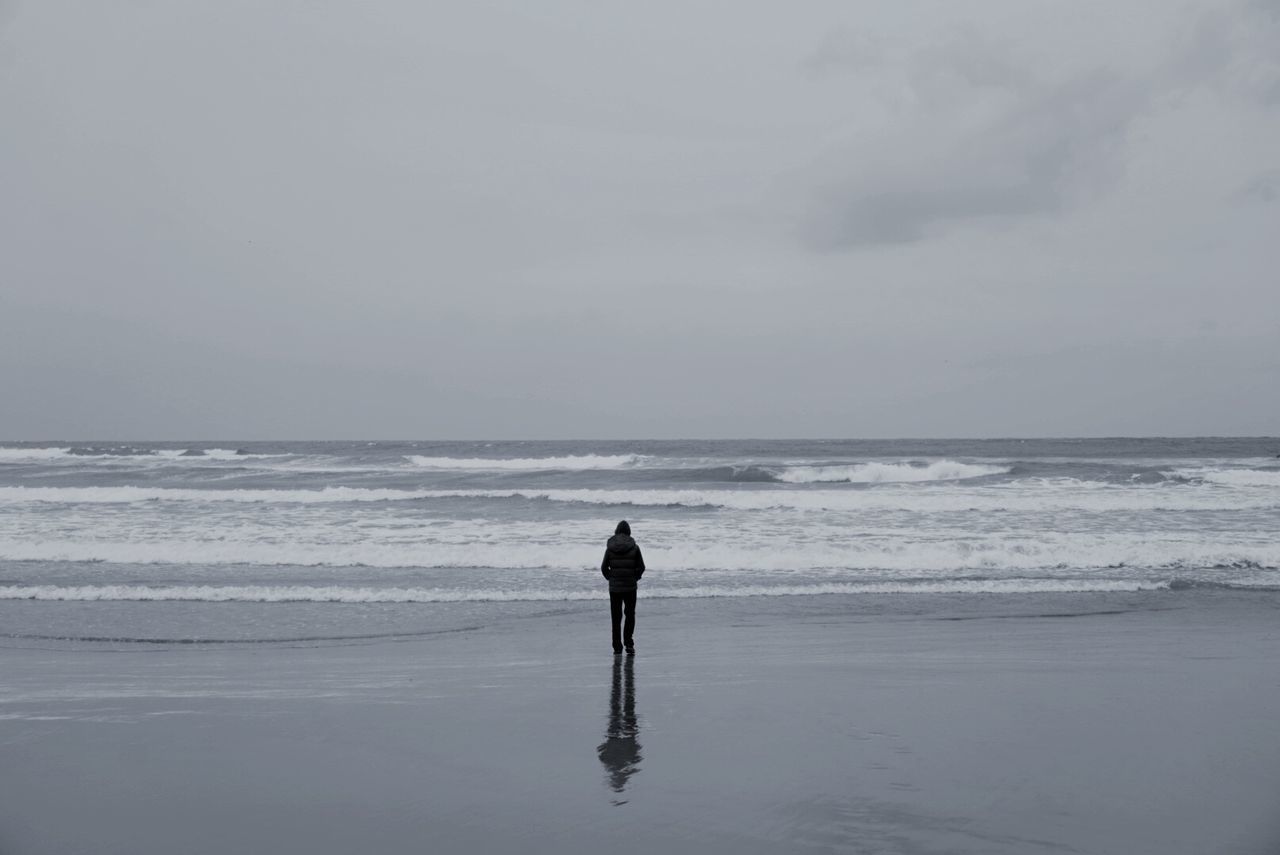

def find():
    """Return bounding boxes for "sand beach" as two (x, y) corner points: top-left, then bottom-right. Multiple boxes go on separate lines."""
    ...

(2, 589), (1277, 855)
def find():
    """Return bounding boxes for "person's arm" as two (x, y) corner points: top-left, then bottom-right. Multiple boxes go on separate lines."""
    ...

(601, 549), (612, 579)
(634, 546), (645, 579)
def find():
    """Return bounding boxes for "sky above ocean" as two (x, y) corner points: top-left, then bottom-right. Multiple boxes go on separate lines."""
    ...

(1, 1), (1277, 438)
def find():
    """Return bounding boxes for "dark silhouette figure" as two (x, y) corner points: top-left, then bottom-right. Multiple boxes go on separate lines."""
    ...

(596, 654), (641, 803)
(600, 520), (645, 655)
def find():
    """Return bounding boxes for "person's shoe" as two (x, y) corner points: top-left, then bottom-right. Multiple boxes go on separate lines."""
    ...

(613, 647), (624, 655)
(625, 645), (635, 656)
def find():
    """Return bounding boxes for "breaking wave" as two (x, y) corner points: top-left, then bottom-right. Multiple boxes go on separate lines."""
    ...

(405, 453), (648, 470)
(199, 448), (290, 460)
(0, 447), (76, 462)
(1168, 467), (1280, 488)
(0, 486), (429, 504)
(0, 446), (286, 462)
(774, 460), (1010, 484)
(1, 482), (1276, 512)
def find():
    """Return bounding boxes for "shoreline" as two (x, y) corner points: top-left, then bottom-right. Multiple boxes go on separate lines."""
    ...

(0, 584), (1269, 644)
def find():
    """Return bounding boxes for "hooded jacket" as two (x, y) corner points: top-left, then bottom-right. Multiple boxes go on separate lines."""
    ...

(601, 534), (645, 593)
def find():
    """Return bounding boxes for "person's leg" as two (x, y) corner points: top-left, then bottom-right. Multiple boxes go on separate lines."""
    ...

(622, 590), (637, 651)
(609, 592), (624, 653)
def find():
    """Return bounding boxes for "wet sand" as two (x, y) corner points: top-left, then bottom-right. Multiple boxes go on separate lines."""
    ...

(1, 591), (1278, 854)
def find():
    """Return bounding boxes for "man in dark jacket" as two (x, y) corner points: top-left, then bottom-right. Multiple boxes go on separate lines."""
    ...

(601, 520), (645, 655)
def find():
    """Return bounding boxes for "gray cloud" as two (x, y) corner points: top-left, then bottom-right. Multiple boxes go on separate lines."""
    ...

(803, 0), (1280, 249)
(806, 70), (1140, 248)
(908, 28), (1031, 96)
(803, 27), (883, 76)
(1236, 170), (1280, 203)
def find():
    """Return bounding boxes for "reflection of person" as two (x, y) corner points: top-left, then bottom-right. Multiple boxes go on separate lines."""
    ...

(600, 520), (645, 655)
(597, 654), (641, 801)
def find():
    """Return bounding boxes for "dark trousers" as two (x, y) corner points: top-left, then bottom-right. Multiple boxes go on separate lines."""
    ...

(609, 590), (637, 650)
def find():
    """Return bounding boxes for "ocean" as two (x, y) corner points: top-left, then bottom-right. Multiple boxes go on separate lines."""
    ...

(1, 437), (1277, 641)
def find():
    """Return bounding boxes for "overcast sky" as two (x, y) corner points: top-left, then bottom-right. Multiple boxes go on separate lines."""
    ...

(1, 0), (1277, 439)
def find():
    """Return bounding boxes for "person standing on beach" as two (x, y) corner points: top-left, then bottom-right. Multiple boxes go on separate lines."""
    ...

(601, 520), (645, 655)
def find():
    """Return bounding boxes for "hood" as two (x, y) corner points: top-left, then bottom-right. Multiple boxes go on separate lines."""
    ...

(607, 534), (636, 553)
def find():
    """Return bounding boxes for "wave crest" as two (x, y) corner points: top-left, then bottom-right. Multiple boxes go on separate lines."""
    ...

(405, 453), (647, 470)
(774, 460), (1010, 484)
(2, 482), (1277, 512)
(0, 446), (286, 463)
(0, 447), (74, 462)
(1168, 467), (1280, 488)
(0, 486), (424, 504)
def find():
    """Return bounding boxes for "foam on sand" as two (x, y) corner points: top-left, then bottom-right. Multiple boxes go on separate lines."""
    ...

(0, 578), (1179, 603)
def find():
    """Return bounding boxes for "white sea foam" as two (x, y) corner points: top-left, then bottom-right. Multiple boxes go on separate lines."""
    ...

(0, 447), (74, 462)
(1169, 467), (1280, 488)
(0, 446), (288, 463)
(0, 579), (1178, 603)
(442, 483), (1276, 513)
(196, 448), (293, 460)
(775, 460), (1010, 483)
(405, 453), (647, 470)
(2, 534), (1276, 573)
(504, 484), (1273, 513)
(1, 481), (1275, 512)
(0, 486), (432, 504)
